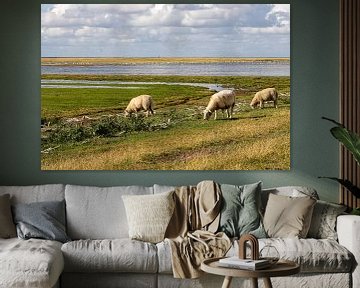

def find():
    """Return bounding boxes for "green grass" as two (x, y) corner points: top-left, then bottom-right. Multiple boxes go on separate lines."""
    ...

(41, 84), (209, 121)
(42, 74), (290, 92)
(41, 74), (290, 170)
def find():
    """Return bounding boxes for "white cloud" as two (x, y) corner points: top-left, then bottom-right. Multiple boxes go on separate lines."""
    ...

(41, 4), (290, 57)
(42, 27), (73, 37)
(266, 4), (290, 28)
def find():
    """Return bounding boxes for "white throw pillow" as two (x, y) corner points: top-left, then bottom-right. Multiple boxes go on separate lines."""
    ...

(122, 191), (175, 243)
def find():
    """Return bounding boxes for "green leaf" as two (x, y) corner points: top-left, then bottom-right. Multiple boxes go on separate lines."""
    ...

(322, 117), (360, 165)
(322, 116), (344, 127)
(330, 126), (360, 165)
(319, 177), (360, 198)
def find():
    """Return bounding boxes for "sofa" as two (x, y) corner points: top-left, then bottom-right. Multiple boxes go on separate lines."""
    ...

(0, 183), (359, 288)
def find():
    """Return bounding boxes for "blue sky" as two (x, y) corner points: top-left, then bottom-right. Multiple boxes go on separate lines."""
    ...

(41, 4), (290, 58)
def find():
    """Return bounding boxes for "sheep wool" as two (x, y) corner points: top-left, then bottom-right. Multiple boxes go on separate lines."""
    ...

(203, 90), (236, 120)
(250, 87), (278, 109)
(124, 95), (154, 117)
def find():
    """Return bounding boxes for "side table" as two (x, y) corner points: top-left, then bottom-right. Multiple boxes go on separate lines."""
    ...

(201, 257), (300, 288)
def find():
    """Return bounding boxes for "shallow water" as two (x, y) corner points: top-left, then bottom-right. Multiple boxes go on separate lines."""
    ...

(41, 79), (225, 91)
(41, 61), (290, 77)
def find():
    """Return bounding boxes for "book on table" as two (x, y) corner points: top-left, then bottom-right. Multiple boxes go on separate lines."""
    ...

(218, 257), (271, 270)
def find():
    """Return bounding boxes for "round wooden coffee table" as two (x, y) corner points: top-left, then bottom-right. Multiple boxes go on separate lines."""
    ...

(201, 257), (300, 288)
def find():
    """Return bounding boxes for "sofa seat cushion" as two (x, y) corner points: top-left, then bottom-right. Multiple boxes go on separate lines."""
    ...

(230, 238), (353, 273)
(62, 239), (158, 273)
(0, 238), (64, 288)
(260, 238), (353, 272)
(157, 238), (354, 274)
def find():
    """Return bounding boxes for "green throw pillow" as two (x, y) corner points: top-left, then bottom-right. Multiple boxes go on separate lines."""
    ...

(218, 182), (266, 238)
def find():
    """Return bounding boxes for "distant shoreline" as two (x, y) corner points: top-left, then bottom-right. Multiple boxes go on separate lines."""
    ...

(41, 57), (290, 66)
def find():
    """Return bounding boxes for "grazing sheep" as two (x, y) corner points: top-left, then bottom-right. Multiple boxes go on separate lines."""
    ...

(124, 95), (154, 117)
(250, 87), (278, 109)
(203, 90), (236, 120)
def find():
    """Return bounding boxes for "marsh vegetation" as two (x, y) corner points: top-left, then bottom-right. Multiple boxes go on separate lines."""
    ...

(41, 73), (290, 170)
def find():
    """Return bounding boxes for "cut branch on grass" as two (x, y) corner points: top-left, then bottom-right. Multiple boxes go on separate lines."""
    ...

(41, 145), (61, 154)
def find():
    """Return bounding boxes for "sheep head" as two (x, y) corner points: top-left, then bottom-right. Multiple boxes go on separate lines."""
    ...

(124, 109), (131, 117)
(203, 109), (212, 120)
(250, 99), (258, 108)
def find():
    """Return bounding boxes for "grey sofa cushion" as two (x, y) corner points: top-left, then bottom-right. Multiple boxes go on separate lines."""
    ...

(65, 185), (153, 239)
(0, 238), (64, 288)
(153, 184), (177, 194)
(12, 200), (70, 243)
(0, 184), (65, 204)
(62, 239), (158, 273)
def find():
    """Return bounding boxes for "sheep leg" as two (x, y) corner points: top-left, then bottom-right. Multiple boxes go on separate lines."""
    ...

(259, 101), (264, 109)
(274, 99), (278, 108)
(214, 110), (218, 120)
(226, 109), (230, 118)
(229, 105), (234, 118)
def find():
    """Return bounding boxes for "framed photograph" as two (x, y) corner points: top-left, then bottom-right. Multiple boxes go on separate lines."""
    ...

(41, 4), (290, 170)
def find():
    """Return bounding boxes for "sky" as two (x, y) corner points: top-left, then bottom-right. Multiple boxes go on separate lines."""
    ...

(41, 4), (290, 58)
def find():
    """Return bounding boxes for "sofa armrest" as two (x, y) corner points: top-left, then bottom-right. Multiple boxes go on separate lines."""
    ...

(337, 215), (360, 288)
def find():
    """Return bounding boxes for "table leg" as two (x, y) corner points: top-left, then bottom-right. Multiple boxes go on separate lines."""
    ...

(263, 277), (273, 288)
(221, 276), (233, 288)
(251, 278), (258, 288)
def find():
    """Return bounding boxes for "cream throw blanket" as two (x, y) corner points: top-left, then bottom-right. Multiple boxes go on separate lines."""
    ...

(165, 181), (231, 279)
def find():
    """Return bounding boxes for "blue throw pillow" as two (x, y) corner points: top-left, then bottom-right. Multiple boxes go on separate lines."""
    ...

(12, 200), (70, 243)
(218, 182), (266, 238)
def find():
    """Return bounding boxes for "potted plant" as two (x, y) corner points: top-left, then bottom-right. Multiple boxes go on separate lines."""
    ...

(320, 117), (360, 215)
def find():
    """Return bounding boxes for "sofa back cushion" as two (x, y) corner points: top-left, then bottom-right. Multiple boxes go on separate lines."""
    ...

(153, 184), (177, 194)
(0, 184), (65, 204)
(65, 185), (153, 239)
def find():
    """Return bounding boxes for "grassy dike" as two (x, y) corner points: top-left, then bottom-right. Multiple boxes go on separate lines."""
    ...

(41, 74), (290, 170)
(42, 57), (289, 65)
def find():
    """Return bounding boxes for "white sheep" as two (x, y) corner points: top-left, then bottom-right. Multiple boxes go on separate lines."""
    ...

(250, 87), (278, 109)
(203, 90), (236, 120)
(124, 95), (154, 117)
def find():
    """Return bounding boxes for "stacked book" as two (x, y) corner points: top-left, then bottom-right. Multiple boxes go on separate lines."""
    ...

(218, 257), (271, 270)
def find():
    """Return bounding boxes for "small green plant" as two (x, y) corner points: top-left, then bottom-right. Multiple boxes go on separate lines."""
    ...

(320, 117), (360, 200)
(46, 125), (93, 143)
(43, 115), (159, 146)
